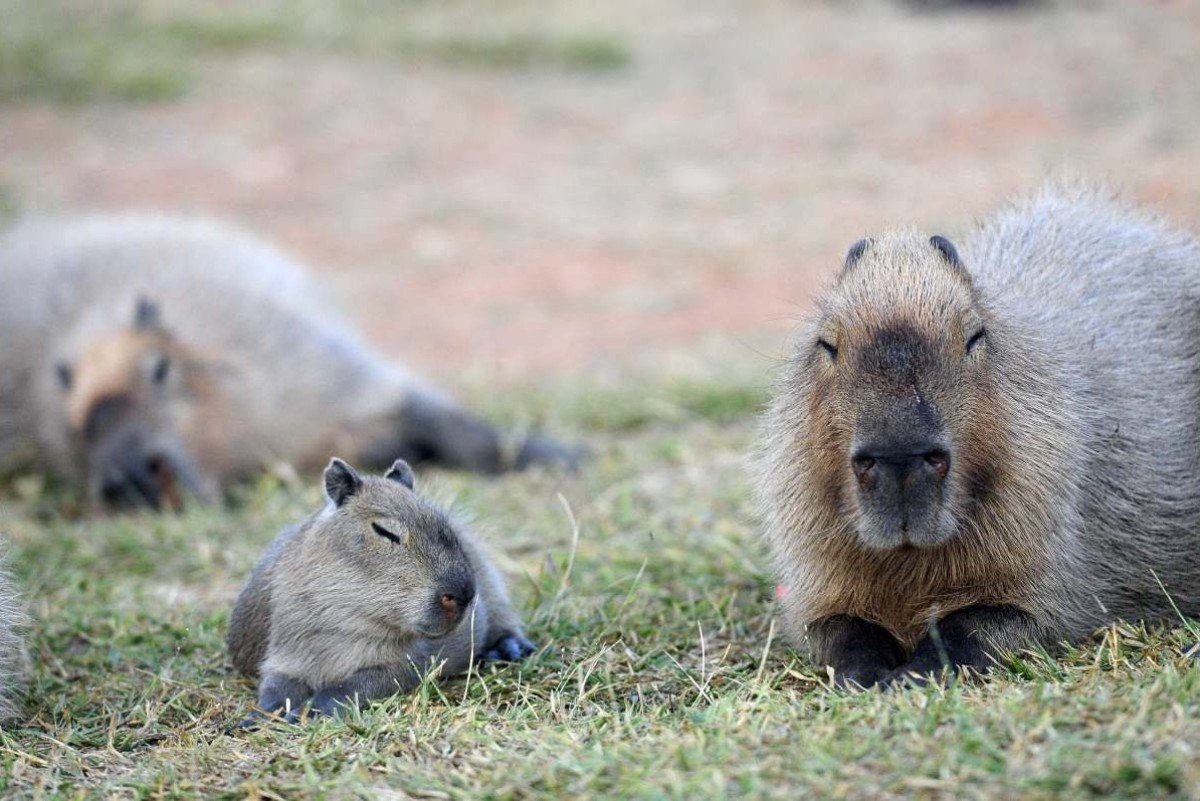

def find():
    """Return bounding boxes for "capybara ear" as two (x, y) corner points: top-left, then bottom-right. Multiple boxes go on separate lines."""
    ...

(134, 296), (163, 331)
(384, 459), (416, 490)
(929, 235), (962, 269)
(843, 238), (872, 272)
(324, 458), (362, 506)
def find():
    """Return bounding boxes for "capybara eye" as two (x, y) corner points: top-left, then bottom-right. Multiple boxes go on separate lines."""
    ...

(817, 339), (839, 362)
(371, 522), (401, 544)
(966, 328), (986, 354)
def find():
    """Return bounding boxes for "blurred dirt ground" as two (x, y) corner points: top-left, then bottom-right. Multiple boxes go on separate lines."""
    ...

(3, 0), (1200, 387)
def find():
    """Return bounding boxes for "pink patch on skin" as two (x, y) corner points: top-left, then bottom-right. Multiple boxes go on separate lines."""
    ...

(775, 584), (788, 600)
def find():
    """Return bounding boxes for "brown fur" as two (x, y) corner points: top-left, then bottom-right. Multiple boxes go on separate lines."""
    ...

(758, 225), (1087, 670)
(759, 186), (1200, 683)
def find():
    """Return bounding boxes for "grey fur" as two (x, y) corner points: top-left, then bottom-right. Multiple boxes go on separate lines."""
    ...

(757, 183), (1200, 679)
(0, 215), (578, 507)
(226, 459), (532, 720)
(0, 550), (27, 723)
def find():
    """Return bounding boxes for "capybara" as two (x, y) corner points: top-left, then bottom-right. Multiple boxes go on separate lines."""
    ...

(757, 185), (1200, 685)
(227, 458), (533, 722)
(0, 216), (578, 510)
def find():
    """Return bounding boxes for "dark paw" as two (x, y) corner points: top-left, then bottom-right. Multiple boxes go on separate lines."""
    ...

(831, 665), (890, 690)
(309, 693), (352, 718)
(236, 714), (264, 731)
(881, 666), (953, 689)
(237, 706), (305, 729)
(482, 633), (537, 663)
(515, 436), (588, 471)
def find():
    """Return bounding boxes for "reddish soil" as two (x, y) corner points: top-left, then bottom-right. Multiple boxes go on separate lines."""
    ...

(5, 0), (1200, 387)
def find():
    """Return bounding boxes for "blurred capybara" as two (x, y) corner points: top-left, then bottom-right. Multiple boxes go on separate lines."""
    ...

(757, 185), (1200, 686)
(0, 216), (577, 510)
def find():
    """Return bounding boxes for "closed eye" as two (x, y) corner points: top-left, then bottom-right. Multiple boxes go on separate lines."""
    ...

(966, 328), (986, 353)
(371, 522), (400, 543)
(817, 339), (838, 361)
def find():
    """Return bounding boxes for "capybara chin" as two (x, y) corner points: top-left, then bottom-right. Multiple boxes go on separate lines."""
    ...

(0, 216), (580, 511)
(757, 184), (1200, 687)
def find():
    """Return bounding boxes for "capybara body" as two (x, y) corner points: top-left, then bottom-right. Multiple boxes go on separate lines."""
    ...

(757, 185), (1200, 685)
(0, 216), (574, 510)
(227, 458), (533, 721)
(0, 553), (26, 723)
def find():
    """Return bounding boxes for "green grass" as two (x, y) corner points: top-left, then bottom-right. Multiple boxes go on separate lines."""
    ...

(2, 380), (1200, 798)
(0, 23), (188, 105)
(0, 1), (631, 105)
(391, 32), (630, 72)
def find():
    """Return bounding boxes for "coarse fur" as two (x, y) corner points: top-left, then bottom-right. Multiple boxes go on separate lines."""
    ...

(0, 216), (576, 509)
(0, 549), (27, 723)
(226, 458), (533, 721)
(756, 183), (1200, 685)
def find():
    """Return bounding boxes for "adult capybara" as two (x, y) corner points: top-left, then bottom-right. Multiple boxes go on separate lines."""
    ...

(757, 185), (1200, 686)
(0, 216), (577, 510)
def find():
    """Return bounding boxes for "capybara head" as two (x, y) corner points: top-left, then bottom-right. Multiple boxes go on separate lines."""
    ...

(318, 458), (476, 638)
(799, 231), (1002, 550)
(54, 297), (209, 511)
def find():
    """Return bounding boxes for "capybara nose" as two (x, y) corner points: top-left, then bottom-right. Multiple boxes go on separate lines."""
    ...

(439, 583), (475, 617)
(852, 446), (950, 490)
(95, 450), (177, 511)
(99, 471), (162, 510)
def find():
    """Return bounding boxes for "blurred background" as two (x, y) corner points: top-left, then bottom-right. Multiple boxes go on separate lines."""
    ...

(2, 0), (1199, 391)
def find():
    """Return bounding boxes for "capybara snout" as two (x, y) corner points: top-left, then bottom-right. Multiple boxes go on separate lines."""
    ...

(432, 578), (476, 631)
(851, 440), (951, 549)
(83, 413), (196, 512)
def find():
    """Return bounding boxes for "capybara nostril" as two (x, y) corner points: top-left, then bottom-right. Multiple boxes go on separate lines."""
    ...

(146, 453), (168, 478)
(101, 480), (127, 506)
(851, 454), (877, 486)
(853, 444), (948, 488)
(145, 453), (184, 511)
(923, 450), (950, 480)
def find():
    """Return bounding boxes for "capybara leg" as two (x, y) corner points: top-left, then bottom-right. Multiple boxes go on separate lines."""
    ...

(481, 631), (536, 663)
(362, 394), (582, 474)
(309, 665), (420, 717)
(809, 615), (907, 688)
(513, 433), (586, 471)
(399, 395), (506, 473)
(254, 672), (313, 724)
(890, 604), (1035, 684)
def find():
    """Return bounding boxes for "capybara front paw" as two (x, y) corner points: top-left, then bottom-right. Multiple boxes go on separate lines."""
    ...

(308, 694), (350, 718)
(831, 664), (891, 690)
(237, 705), (306, 729)
(514, 436), (588, 472)
(880, 666), (949, 690)
(482, 633), (536, 663)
